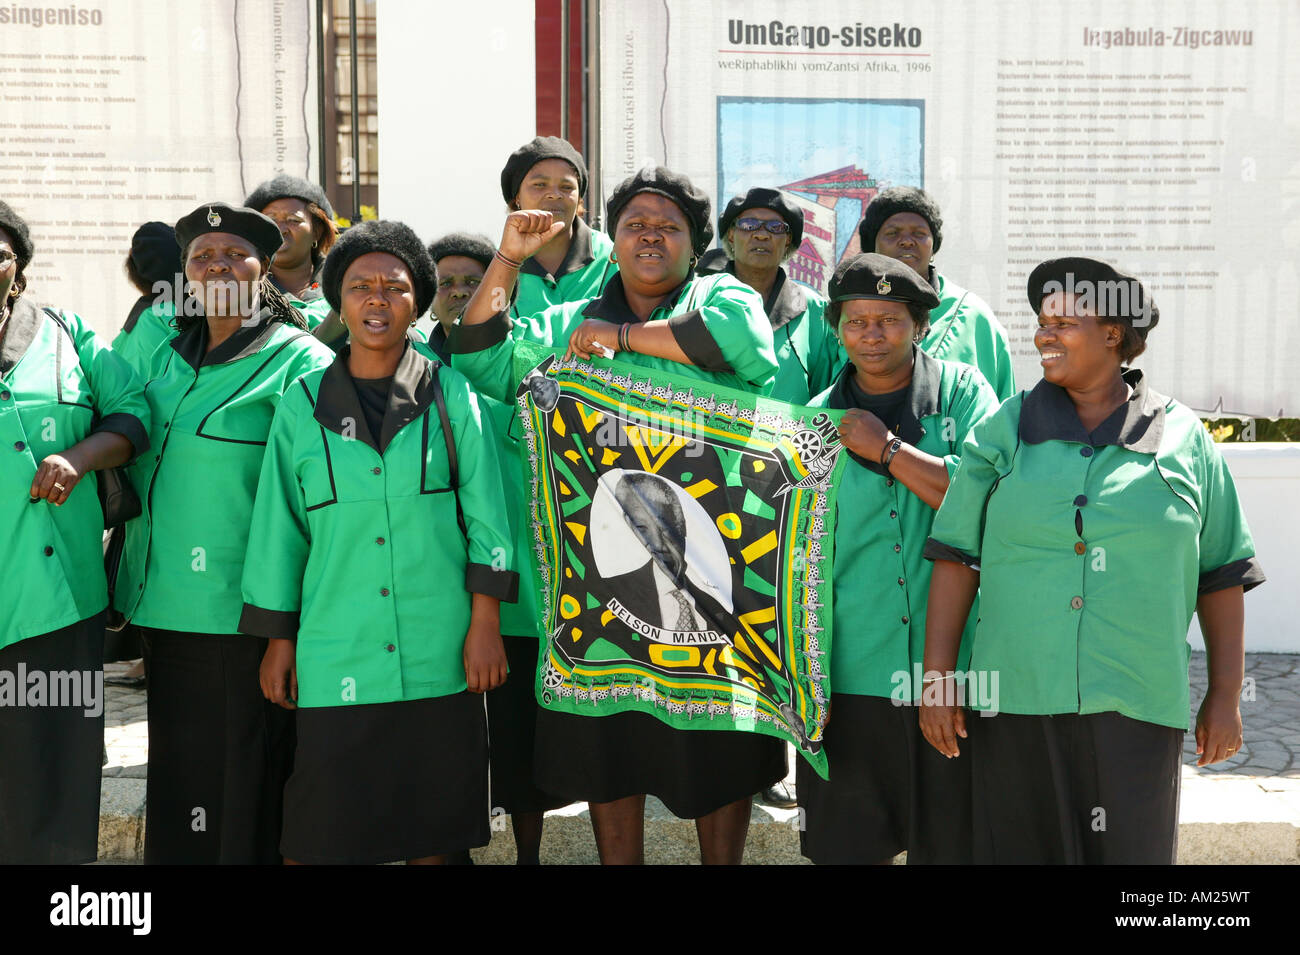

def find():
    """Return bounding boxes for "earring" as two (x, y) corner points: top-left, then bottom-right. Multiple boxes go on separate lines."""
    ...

(609, 251), (618, 263)
(689, 255), (699, 271)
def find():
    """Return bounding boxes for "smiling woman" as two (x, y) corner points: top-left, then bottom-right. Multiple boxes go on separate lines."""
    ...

(921, 256), (1265, 865)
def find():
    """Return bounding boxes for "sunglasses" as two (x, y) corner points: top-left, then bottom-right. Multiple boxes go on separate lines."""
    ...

(733, 217), (791, 235)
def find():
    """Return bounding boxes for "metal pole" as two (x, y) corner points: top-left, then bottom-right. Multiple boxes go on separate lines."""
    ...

(584, 0), (600, 227)
(560, 0), (569, 142)
(316, 0), (327, 188)
(348, 0), (361, 221)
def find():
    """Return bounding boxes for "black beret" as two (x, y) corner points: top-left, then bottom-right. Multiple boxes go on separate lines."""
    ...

(606, 166), (714, 256)
(175, 202), (283, 261)
(129, 221), (180, 286)
(0, 200), (34, 273)
(694, 247), (730, 276)
(500, 136), (589, 204)
(245, 174), (334, 220)
(719, 187), (804, 248)
(322, 220), (438, 316)
(1027, 256), (1159, 333)
(858, 186), (944, 255)
(427, 232), (496, 271)
(828, 253), (940, 309)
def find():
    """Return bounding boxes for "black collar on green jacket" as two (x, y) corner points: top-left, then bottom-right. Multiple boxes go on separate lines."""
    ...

(313, 340), (438, 454)
(826, 345), (943, 472)
(1020, 367), (1165, 453)
(723, 260), (806, 331)
(170, 306), (287, 371)
(580, 271), (691, 325)
(520, 216), (597, 283)
(0, 297), (46, 376)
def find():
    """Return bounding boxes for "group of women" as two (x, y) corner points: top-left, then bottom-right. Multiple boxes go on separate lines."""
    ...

(0, 132), (1263, 866)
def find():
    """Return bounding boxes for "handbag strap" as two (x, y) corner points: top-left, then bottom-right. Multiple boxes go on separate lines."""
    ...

(430, 362), (468, 540)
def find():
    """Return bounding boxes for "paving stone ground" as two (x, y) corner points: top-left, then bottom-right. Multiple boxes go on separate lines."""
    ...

(98, 652), (1300, 863)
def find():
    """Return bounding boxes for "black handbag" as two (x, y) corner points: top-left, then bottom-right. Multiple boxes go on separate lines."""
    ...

(99, 466), (138, 633)
(97, 463), (142, 528)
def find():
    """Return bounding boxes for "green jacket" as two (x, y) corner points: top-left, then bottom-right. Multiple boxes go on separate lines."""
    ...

(115, 315), (336, 633)
(238, 344), (519, 707)
(511, 218), (616, 321)
(925, 370), (1265, 728)
(449, 271), (779, 403)
(808, 349), (998, 698)
(724, 262), (843, 405)
(1, 300), (150, 649)
(111, 296), (177, 378)
(922, 272), (1016, 403)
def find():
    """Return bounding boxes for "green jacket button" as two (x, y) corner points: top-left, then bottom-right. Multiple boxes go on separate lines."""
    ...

(43, 546), (53, 556)
(1070, 596), (1084, 610)
(380, 587), (390, 596)
(1074, 541), (1086, 555)
(901, 616), (909, 624)
(1074, 494), (1087, 507)
(376, 537), (385, 545)
(385, 643), (395, 652)
(897, 577), (905, 586)
(14, 441), (24, 451)
(893, 544), (901, 553)
(889, 510), (897, 519)
(1080, 446), (1093, 458)
(0, 391), (9, 400)
(372, 467), (382, 475)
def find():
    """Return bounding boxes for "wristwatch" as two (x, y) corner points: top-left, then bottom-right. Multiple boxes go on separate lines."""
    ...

(881, 437), (903, 472)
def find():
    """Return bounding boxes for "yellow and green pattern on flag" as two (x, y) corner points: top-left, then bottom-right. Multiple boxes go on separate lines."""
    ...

(512, 341), (847, 777)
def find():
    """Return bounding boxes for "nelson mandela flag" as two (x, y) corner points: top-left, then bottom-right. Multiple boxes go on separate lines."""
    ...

(512, 341), (847, 777)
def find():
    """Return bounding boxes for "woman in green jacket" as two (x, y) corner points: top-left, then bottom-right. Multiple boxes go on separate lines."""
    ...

(451, 165), (782, 865)
(715, 187), (843, 405)
(795, 254), (999, 864)
(0, 201), (151, 863)
(500, 136), (616, 319)
(859, 187), (1017, 403)
(244, 175), (339, 330)
(921, 257), (1264, 864)
(115, 201), (335, 864)
(241, 220), (516, 864)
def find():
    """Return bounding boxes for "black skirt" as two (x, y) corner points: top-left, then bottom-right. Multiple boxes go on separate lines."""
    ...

(0, 613), (105, 864)
(795, 693), (973, 864)
(485, 634), (569, 815)
(281, 691), (490, 864)
(969, 710), (1184, 864)
(140, 628), (294, 865)
(534, 706), (788, 820)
